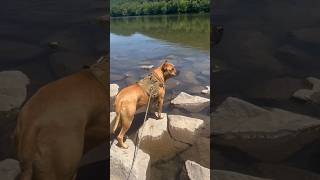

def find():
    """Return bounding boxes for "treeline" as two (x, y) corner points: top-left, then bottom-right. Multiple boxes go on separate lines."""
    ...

(111, 0), (210, 17)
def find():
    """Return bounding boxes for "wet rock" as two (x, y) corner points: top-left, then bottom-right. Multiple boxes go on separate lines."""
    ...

(165, 79), (180, 89)
(180, 71), (200, 85)
(49, 52), (96, 77)
(256, 163), (320, 180)
(0, 159), (20, 180)
(292, 27), (320, 44)
(247, 78), (304, 100)
(180, 160), (210, 180)
(110, 112), (116, 135)
(212, 170), (271, 180)
(180, 137), (210, 168)
(138, 113), (189, 163)
(171, 92), (210, 113)
(213, 97), (320, 162)
(110, 139), (150, 180)
(139, 65), (154, 70)
(201, 86), (210, 95)
(110, 74), (125, 81)
(168, 115), (205, 144)
(293, 77), (320, 103)
(0, 40), (43, 65)
(0, 71), (29, 111)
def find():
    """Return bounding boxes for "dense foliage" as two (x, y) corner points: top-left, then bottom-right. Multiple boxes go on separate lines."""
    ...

(111, 0), (210, 17)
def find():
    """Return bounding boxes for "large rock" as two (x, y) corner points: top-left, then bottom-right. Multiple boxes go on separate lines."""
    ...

(180, 137), (210, 168)
(0, 71), (29, 111)
(110, 139), (150, 180)
(167, 115), (204, 144)
(180, 160), (210, 180)
(293, 77), (320, 104)
(171, 92), (209, 113)
(213, 97), (320, 162)
(212, 170), (271, 180)
(0, 159), (20, 180)
(137, 113), (189, 163)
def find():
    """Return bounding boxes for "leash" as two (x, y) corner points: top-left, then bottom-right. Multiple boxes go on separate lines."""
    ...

(126, 90), (153, 180)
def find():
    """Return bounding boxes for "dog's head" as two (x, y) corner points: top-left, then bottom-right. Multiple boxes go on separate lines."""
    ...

(160, 60), (178, 80)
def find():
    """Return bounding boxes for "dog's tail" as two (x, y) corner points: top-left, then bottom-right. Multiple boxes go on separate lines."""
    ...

(112, 99), (122, 134)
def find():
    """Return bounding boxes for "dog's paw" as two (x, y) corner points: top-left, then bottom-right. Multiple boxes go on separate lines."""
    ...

(155, 112), (163, 119)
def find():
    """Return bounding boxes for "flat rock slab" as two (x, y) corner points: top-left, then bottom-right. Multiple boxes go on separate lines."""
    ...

(293, 77), (320, 104)
(110, 139), (150, 180)
(137, 113), (189, 163)
(213, 97), (320, 162)
(180, 160), (210, 180)
(168, 115), (204, 144)
(0, 71), (29, 111)
(212, 170), (271, 180)
(0, 159), (20, 180)
(171, 92), (209, 113)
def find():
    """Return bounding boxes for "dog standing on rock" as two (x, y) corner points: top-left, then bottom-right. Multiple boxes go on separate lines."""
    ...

(112, 60), (178, 149)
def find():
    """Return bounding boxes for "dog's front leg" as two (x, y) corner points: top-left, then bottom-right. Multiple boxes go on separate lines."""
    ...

(156, 88), (165, 119)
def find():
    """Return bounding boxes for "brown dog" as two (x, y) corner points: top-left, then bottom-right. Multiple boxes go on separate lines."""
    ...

(15, 59), (108, 180)
(112, 60), (177, 149)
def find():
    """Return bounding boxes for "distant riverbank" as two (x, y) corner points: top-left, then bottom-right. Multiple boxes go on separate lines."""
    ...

(111, 0), (210, 17)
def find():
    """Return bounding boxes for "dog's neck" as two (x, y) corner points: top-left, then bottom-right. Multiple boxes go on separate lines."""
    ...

(152, 68), (166, 83)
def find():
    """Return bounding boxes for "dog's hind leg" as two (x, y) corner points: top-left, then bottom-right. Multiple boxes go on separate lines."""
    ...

(116, 106), (135, 149)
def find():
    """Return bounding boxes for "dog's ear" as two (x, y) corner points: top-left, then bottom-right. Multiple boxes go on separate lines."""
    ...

(160, 59), (169, 69)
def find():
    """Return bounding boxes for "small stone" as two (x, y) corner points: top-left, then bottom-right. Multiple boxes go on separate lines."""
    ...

(201, 86), (210, 95)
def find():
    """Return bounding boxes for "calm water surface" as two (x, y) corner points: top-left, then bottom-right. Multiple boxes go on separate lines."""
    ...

(110, 14), (210, 114)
